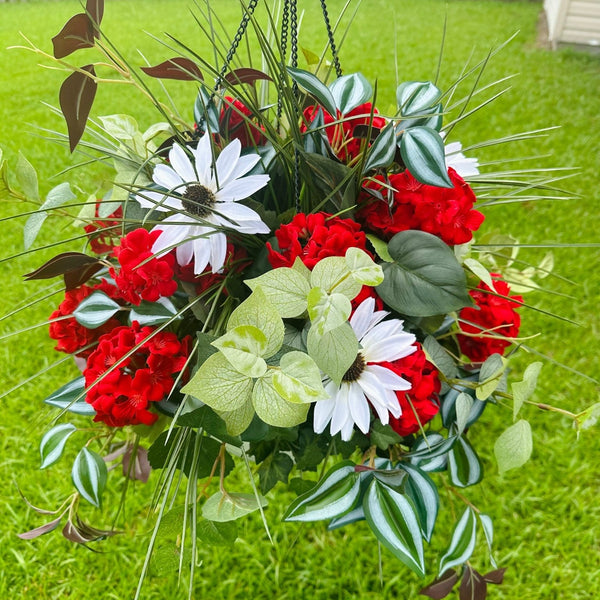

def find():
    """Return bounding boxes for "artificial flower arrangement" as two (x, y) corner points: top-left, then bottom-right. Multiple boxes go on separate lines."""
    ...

(2, 0), (593, 598)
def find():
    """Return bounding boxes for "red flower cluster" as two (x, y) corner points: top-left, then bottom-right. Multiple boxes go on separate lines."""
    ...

(49, 280), (122, 358)
(84, 323), (191, 427)
(174, 243), (250, 296)
(220, 96), (266, 147)
(387, 344), (441, 437)
(301, 102), (386, 163)
(84, 204), (123, 254)
(357, 168), (485, 246)
(457, 275), (523, 363)
(267, 212), (370, 269)
(110, 228), (178, 305)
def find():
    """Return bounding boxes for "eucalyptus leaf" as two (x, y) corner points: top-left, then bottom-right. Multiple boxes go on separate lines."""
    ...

(423, 336), (457, 380)
(377, 231), (471, 317)
(476, 354), (507, 400)
(494, 419), (533, 474)
(512, 362), (542, 419)
(16, 152), (39, 201)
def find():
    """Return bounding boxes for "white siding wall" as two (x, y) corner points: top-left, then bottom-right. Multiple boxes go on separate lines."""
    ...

(545, 0), (600, 47)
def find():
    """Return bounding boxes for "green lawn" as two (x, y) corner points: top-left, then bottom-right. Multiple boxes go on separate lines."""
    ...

(1, 0), (599, 598)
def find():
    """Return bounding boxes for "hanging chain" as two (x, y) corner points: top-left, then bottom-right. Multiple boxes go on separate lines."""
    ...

(276, 0), (291, 122)
(289, 0), (301, 212)
(319, 0), (342, 78)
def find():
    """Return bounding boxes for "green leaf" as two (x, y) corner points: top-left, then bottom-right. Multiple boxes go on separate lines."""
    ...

(397, 81), (442, 117)
(246, 270), (310, 318)
(273, 351), (328, 403)
(399, 463), (439, 543)
(366, 234), (393, 263)
(377, 230), (471, 317)
(227, 287), (284, 357)
(476, 354), (507, 400)
(98, 114), (139, 141)
(575, 402), (600, 434)
(218, 397), (256, 436)
(24, 212), (47, 250)
(479, 513), (498, 568)
(43, 181), (77, 210)
(310, 256), (361, 299)
(307, 288), (351, 335)
(71, 447), (108, 508)
(72, 291), (121, 329)
(40, 423), (77, 469)
(258, 451), (294, 494)
(178, 405), (242, 447)
(196, 518), (238, 546)
(512, 362), (542, 419)
(363, 479), (425, 577)
(181, 352), (253, 412)
(287, 66), (337, 117)
(345, 247), (384, 286)
(329, 72), (373, 114)
(202, 492), (267, 522)
(463, 257), (495, 290)
(16, 152), (39, 201)
(307, 321), (358, 385)
(284, 460), (361, 522)
(494, 419), (533, 475)
(448, 435), (483, 488)
(400, 126), (452, 188)
(364, 122), (397, 172)
(212, 325), (268, 378)
(252, 372), (309, 428)
(439, 507), (477, 576)
(194, 84), (220, 132)
(455, 393), (474, 435)
(422, 336), (458, 380)
(44, 377), (95, 416)
(129, 299), (178, 326)
(370, 420), (402, 450)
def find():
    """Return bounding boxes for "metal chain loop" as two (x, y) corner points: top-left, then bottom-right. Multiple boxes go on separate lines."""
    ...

(319, 0), (342, 78)
(276, 0), (291, 122)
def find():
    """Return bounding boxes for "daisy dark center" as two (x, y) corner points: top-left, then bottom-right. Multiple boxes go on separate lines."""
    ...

(182, 184), (215, 218)
(342, 352), (366, 382)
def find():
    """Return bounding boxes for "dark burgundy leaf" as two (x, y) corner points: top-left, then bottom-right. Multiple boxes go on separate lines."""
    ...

(353, 123), (382, 142)
(459, 567), (487, 600)
(64, 261), (104, 290)
(141, 58), (203, 81)
(52, 14), (94, 59)
(16, 486), (60, 515)
(483, 568), (507, 585)
(74, 515), (116, 540)
(24, 252), (102, 281)
(62, 520), (91, 543)
(17, 516), (62, 540)
(59, 65), (97, 152)
(223, 68), (272, 86)
(420, 570), (459, 599)
(86, 0), (104, 36)
(123, 445), (151, 483)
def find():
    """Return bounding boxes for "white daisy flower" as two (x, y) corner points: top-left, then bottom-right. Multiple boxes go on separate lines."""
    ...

(444, 138), (480, 178)
(313, 297), (418, 441)
(135, 134), (270, 274)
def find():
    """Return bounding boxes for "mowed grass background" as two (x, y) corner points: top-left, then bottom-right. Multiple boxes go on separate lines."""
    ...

(1, 0), (599, 598)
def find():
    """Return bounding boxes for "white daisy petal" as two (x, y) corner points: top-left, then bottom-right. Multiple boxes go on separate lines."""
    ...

(227, 153), (261, 181)
(193, 134), (214, 185)
(215, 138), (241, 185)
(314, 392), (336, 434)
(340, 412), (356, 441)
(153, 164), (185, 192)
(151, 221), (192, 255)
(330, 384), (351, 436)
(366, 364), (412, 391)
(218, 174), (270, 202)
(209, 231), (227, 273)
(135, 190), (180, 212)
(176, 240), (194, 266)
(215, 201), (264, 224)
(348, 384), (371, 434)
(169, 143), (197, 183)
(350, 296), (375, 340)
(232, 220), (271, 234)
(362, 334), (417, 363)
(192, 234), (212, 274)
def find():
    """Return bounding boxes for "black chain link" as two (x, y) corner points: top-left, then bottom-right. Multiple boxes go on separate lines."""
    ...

(289, 0), (301, 212)
(276, 0), (290, 122)
(319, 0), (342, 78)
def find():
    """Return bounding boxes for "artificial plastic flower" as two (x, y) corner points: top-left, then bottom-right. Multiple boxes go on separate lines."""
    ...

(220, 96), (267, 147)
(444, 139), (480, 178)
(267, 212), (370, 269)
(313, 297), (417, 441)
(84, 322), (191, 427)
(357, 167), (485, 246)
(135, 134), (270, 274)
(83, 203), (123, 254)
(457, 274), (523, 362)
(110, 228), (178, 306)
(49, 280), (123, 358)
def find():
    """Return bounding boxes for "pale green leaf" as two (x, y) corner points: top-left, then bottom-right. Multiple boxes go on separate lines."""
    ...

(575, 402), (600, 435)
(16, 152), (39, 201)
(366, 234), (393, 263)
(202, 491), (267, 522)
(273, 351), (329, 403)
(24, 212), (47, 250)
(494, 419), (533, 474)
(217, 397), (255, 436)
(181, 352), (253, 412)
(512, 362), (542, 419)
(99, 114), (140, 140)
(227, 287), (284, 358)
(212, 325), (268, 378)
(345, 247), (383, 286)
(246, 269), (310, 318)
(307, 287), (351, 335)
(476, 354), (507, 400)
(252, 372), (309, 428)
(455, 392), (474, 435)
(307, 322), (358, 385)
(291, 256), (311, 281)
(463, 257), (494, 289)
(310, 256), (359, 298)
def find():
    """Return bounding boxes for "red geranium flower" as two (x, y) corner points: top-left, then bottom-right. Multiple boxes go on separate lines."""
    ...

(110, 228), (178, 305)
(457, 275), (523, 363)
(387, 344), (441, 437)
(301, 102), (386, 163)
(49, 280), (123, 358)
(267, 212), (370, 269)
(357, 168), (485, 246)
(84, 322), (191, 427)
(84, 203), (123, 254)
(220, 96), (266, 147)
